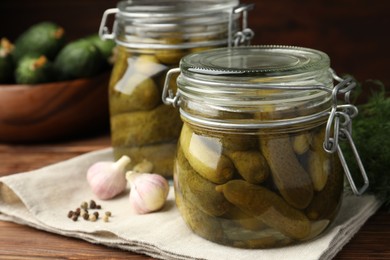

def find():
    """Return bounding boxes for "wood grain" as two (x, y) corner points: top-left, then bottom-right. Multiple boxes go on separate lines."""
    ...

(0, 134), (389, 259)
(0, 73), (110, 143)
(0, 221), (153, 259)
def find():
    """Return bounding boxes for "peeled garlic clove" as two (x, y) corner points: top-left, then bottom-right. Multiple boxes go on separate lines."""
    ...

(132, 159), (154, 173)
(87, 155), (131, 200)
(127, 172), (169, 214)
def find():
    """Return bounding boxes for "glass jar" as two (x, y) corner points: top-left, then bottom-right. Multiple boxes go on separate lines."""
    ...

(99, 0), (253, 177)
(163, 46), (369, 248)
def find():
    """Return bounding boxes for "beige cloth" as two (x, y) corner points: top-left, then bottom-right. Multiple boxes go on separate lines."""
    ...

(0, 148), (382, 260)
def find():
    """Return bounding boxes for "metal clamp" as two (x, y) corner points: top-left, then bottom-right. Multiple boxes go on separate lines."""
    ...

(162, 68), (181, 107)
(323, 71), (369, 195)
(99, 8), (118, 40)
(337, 128), (369, 195)
(228, 4), (255, 47)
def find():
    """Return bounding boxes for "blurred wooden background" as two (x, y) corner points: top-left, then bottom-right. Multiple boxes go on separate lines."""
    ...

(1, 0), (389, 88)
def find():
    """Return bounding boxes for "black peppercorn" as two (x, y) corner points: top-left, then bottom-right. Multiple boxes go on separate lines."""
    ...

(90, 200), (97, 209)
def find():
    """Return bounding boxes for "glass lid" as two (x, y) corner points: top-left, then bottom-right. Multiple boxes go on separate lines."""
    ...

(180, 45), (330, 79)
(118, 0), (239, 16)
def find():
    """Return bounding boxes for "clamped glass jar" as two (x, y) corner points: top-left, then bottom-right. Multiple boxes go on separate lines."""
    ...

(99, 0), (254, 177)
(163, 46), (369, 248)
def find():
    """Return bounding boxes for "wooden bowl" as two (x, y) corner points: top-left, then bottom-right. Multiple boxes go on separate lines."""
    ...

(0, 73), (110, 143)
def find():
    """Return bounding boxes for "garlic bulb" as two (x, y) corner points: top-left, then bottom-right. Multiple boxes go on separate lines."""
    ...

(126, 171), (169, 214)
(86, 155), (131, 200)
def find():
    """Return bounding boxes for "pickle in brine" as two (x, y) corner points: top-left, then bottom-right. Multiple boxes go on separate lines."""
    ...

(155, 38), (186, 65)
(225, 206), (267, 231)
(307, 127), (331, 191)
(307, 150), (330, 192)
(110, 76), (161, 114)
(260, 135), (313, 209)
(109, 46), (129, 88)
(216, 180), (311, 240)
(176, 147), (230, 216)
(221, 133), (258, 152)
(175, 192), (225, 243)
(226, 150), (270, 184)
(305, 157), (344, 221)
(180, 123), (235, 184)
(292, 132), (312, 155)
(111, 104), (182, 146)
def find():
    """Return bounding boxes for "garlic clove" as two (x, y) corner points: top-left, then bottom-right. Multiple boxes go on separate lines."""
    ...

(132, 159), (154, 173)
(125, 170), (141, 183)
(87, 155), (131, 200)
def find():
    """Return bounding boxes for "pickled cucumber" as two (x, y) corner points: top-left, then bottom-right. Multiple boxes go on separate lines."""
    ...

(110, 76), (160, 114)
(303, 219), (330, 241)
(226, 150), (270, 184)
(176, 147), (230, 216)
(307, 128), (330, 191)
(111, 104), (182, 146)
(155, 49), (185, 65)
(221, 133), (258, 151)
(307, 151), (330, 191)
(260, 135), (313, 209)
(109, 51), (164, 114)
(225, 206), (267, 231)
(154, 35), (185, 65)
(216, 180), (311, 240)
(109, 46), (130, 88)
(254, 104), (277, 120)
(231, 235), (291, 249)
(175, 192), (225, 243)
(133, 54), (165, 75)
(305, 157), (344, 220)
(180, 123), (235, 184)
(292, 132), (312, 155)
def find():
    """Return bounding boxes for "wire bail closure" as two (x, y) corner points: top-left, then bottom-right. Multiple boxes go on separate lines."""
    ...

(163, 4), (254, 106)
(99, 8), (118, 40)
(99, 3), (254, 48)
(162, 68), (181, 107)
(324, 70), (369, 195)
(229, 4), (255, 47)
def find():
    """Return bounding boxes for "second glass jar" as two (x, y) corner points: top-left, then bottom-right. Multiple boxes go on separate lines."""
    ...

(100, 0), (249, 176)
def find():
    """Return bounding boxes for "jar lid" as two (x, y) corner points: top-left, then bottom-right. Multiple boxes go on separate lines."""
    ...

(172, 45), (334, 130)
(110, 0), (241, 49)
(118, 0), (239, 17)
(180, 45), (330, 80)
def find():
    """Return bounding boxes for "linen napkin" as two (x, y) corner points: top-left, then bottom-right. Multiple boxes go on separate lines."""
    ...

(0, 148), (382, 260)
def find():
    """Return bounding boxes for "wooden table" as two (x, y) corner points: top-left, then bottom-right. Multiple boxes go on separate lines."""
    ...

(0, 133), (389, 259)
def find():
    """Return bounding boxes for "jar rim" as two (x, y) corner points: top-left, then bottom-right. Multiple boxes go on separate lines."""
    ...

(117, 0), (239, 17)
(180, 45), (330, 80)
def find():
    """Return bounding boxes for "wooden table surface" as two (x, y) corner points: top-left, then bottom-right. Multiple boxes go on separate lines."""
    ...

(0, 133), (389, 259)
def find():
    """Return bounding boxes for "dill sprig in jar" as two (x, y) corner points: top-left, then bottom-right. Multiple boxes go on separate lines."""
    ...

(99, 0), (254, 177)
(163, 46), (369, 248)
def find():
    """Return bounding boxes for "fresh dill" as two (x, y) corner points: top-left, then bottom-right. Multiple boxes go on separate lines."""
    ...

(342, 80), (390, 210)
